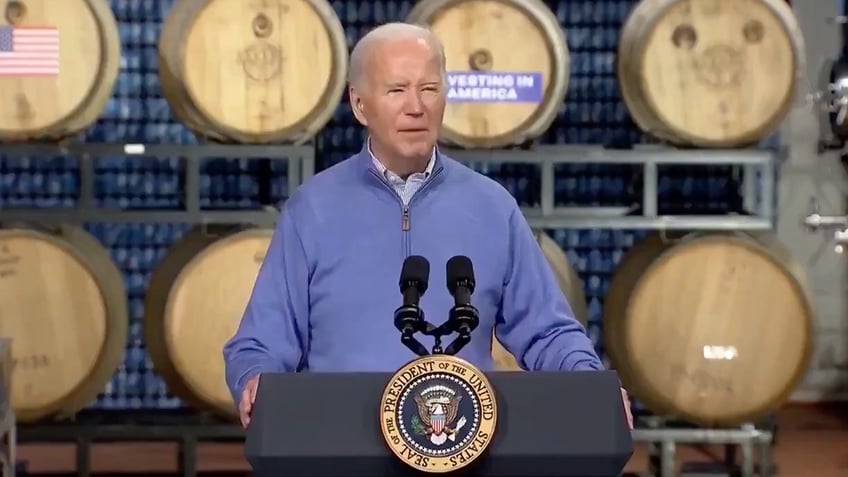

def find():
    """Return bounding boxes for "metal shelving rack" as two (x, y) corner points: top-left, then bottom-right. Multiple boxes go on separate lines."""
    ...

(0, 142), (776, 230)
(446, 144), (780, 477)
(631, 417), (775, 477)
(0, 142), (314, 477)
(0, 410), (13, 477)
(0, 141), (781, 477)
(445, 144), (777, 231)
(0, 142), (315, 225)
(14, 411), (242, 477)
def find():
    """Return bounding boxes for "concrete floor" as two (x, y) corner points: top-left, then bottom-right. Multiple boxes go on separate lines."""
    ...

(10, 404), (848, 476)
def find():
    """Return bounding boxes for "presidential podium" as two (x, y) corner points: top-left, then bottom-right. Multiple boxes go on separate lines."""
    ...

(245, 369), (633, 477)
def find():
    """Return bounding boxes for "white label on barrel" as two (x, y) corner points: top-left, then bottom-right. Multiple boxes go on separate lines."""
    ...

(702, 345), (738, 361)
(446, 71), (543, 103)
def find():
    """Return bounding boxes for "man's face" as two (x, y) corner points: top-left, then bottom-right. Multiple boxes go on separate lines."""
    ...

(349, 37), (446, 162)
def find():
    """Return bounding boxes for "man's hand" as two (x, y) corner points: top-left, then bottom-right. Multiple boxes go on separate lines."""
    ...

(620, 387), (633, 430)
(239, 374), (261, 429)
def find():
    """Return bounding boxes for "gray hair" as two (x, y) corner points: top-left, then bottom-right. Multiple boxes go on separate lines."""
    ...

(348, 22), (448, 90)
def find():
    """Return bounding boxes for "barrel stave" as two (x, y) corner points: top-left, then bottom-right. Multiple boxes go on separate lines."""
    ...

(604, 231), (814, 427)
(406, 0), (569, 149)
(0, 0), (120, 141)
(617, 0), (805, 147)
(52, 0), (121, 140)
(0, 224), (127, 423)
(157, 0), (348, 144)
(144, 225), (273, 418)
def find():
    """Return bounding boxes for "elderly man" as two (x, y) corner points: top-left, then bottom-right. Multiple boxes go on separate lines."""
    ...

(223, 22), (632, 429)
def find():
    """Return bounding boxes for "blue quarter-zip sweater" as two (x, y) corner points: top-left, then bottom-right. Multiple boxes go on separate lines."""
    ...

(223, 146), (603, 404)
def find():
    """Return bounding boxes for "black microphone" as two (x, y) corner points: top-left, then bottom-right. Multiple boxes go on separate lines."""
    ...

(446, 256), (479, 342)
(394, 256), (430, 356)
(447, 255), (475, 306)
(400, 255), (429, 309)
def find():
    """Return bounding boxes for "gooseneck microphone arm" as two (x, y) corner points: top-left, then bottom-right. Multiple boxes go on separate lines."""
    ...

(442, 255), (480, 355)
(394, 255), (430, 357)
(394, 255), (481, 357)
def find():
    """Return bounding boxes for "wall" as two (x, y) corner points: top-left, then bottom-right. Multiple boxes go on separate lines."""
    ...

(0, 0), (844, 410)
(781, 0), (848, 401)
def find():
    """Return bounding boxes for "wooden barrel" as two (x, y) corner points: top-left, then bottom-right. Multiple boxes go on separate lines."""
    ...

(144, 226), (273, 418)
(617, 0), (805, 147)
(406, 0), (569, 149)
(492, 231), (588, 371)
(0, 224), (128, 423)
(158, 0), (348, 144)
(0, 0), (121, 141)
(603, 231), (814, 427)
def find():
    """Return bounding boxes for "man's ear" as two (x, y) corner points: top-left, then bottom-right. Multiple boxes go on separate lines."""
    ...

(349, 86), (368, 127)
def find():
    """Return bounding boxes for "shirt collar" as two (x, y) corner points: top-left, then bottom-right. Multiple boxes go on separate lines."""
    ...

(368, 137), (436, 181)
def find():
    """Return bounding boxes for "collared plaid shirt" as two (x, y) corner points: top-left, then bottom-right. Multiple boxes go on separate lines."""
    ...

(368, 139), (436, 206)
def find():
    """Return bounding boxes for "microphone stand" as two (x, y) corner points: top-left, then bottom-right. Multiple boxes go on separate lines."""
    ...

(393, 302), (430, 356)
(398, 302), (480, 356)
(394, 276), (480, 357)
(432, 301), (479, 355)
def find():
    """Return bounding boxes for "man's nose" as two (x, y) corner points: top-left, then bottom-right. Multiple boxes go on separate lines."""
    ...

(403, 92), (425, 116)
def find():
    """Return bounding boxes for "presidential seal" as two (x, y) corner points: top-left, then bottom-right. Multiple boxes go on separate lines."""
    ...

(379, 354), (498, 473)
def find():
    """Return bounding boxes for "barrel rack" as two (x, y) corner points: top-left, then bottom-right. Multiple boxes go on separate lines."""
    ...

(0, 141), (782, 477)
(0, 142), (313, 477)
(0, 409), (13, 477)
(448, 145), (782, 477)
(0, 142), (315, 225)
(446, 144), (777, 231)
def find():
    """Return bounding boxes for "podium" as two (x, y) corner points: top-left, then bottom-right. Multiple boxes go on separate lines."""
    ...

(245, 369), (633, 477)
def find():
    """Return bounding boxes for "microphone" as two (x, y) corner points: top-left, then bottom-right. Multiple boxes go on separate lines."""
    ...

(447, 255), (475, 309)
(444, 256), (479, 354)
(400, 255), (429, 310)
(394, 255), (430, 356)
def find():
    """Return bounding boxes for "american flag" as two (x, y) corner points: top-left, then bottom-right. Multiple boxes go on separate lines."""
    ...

(0, 25), (59, 76)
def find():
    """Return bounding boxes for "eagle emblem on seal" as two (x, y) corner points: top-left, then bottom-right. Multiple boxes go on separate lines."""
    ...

(411, 385), (468, 446)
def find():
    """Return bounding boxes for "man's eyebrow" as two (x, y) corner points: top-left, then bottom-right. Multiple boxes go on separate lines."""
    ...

(383, 81), (441, 88)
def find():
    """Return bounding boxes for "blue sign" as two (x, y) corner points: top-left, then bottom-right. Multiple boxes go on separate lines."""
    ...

(446, 71), (543, 103)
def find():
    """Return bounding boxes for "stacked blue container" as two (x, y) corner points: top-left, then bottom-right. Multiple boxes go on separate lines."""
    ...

(0, 0), (749, 413)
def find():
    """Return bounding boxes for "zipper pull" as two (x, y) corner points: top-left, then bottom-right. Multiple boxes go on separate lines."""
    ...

(402, 206), (410, 231)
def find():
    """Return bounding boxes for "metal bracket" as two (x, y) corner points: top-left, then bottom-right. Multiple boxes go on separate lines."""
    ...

(0, 410), (14, 477)
(0, 142), (316, 226)
(803, 197), (848, 254)
(445, 145), (777, 230)
(631, 416), (774, 477)
(15, 411), (242, 477)
(0, 142), (774, 231)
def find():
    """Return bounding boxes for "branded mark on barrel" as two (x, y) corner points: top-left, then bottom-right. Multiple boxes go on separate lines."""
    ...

(671, 21), (764, 90)
(446, 72), (543, 104)
(14, 93), (34, 122)
(240, 3), (285, 82)
(693, 45), (745, 89)
(12, 353), (50, 370)
(240, 42), (283, 82)
(0, 242), (20, 278)
(669, 363), (733, 395)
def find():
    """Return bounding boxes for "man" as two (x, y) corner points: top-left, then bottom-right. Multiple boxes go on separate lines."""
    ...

(223, 22), (632, 429)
